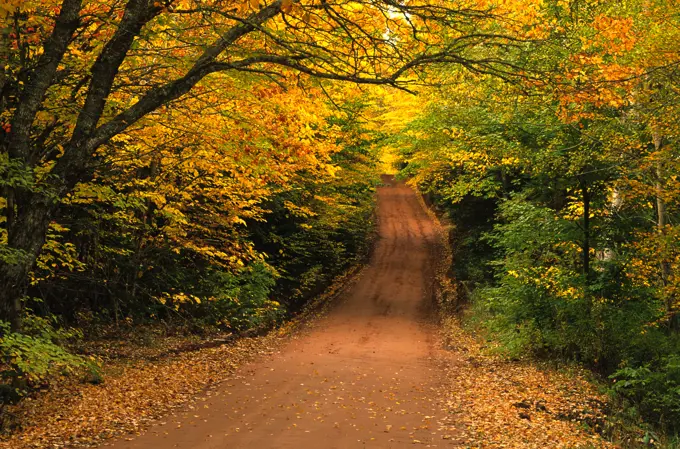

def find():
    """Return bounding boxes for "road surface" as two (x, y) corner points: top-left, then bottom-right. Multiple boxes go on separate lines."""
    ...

(108, 177), (455, 449)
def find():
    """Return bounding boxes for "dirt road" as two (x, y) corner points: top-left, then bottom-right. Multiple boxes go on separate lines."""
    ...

(108, 178), (454, 449)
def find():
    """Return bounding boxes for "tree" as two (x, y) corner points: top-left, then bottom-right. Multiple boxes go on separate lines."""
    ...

(0, 0), (538, 330)
(389, 0), (680, 430)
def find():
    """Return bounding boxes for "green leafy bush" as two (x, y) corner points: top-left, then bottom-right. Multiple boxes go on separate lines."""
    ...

(196, 263), (284, 332)
(479, 196), (598, 358)
(0, 317), (95, 398)
(611, 356), (680, 432)
(432, 193), (680, 432)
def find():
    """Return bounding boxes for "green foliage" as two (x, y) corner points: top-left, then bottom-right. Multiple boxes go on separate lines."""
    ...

(459, 193), (680, 431)
(393, 22), (680, 433)
(195, 264), (283, 332)
(0, 317), (95, 399)
(0, 246), (28, 266)
(480, 196), (593, 357)
(611, 355), (680, 432)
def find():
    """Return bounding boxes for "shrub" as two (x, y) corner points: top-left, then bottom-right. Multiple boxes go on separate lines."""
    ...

(611, 356), (680, 432)
(0, 317), (96, 399)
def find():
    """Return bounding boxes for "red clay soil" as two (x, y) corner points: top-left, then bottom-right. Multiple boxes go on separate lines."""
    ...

(105, 178), (454, 449)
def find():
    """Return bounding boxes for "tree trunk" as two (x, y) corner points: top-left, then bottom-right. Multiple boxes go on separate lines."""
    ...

(653, 130), (674, 325)
(500, 167), (510, 198)
(0, 193), (56, 330)
(0, 15), (10, 111)
(581, 181), (591, 284)
(599, 187), (622, 262)
(0, 0), (84, 330)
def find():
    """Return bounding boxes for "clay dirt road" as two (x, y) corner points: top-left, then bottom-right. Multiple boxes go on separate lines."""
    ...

(108, 178), (456, 449)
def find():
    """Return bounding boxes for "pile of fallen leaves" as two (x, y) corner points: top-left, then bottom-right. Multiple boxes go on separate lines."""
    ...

(436, 316), (617, 449)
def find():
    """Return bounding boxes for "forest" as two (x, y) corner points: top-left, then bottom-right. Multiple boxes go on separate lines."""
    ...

(1, 0), (679, 447)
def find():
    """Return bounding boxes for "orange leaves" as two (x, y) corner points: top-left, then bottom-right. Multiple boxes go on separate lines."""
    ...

(439, 318), (616, 449)
(281, 0), (294, 14)
(590, 15), (637, 54)
(554, 11), (643, 119)
(89, 74), (344, 271)
(0, 332), (284, 449)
